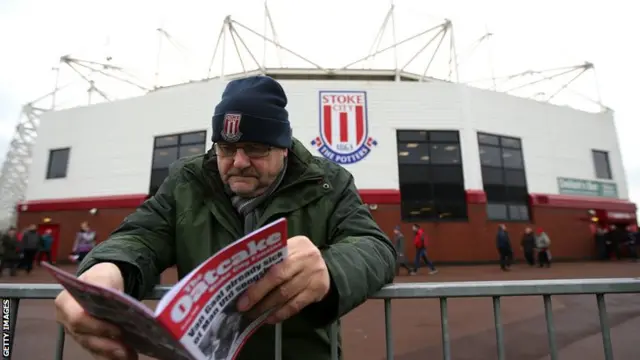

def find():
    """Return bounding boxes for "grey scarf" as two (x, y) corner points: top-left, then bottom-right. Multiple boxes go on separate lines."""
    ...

(229, 161), (288, 234)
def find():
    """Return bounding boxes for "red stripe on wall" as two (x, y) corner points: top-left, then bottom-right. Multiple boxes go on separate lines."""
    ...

(19, 190), (634, 213)
(18, 194), (148, 213)
(323, 105), (332, 145)
(355, 105), (364, 144)
(339, 112), (348, 142)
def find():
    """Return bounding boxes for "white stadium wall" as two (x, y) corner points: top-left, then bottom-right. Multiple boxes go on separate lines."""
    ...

(25, 78), (628, 202)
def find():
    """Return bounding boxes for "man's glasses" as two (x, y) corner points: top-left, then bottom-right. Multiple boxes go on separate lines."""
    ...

(214, 143), (272, 158)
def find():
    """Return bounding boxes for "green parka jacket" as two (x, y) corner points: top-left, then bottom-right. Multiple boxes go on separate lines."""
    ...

(78, 138), (396, 360)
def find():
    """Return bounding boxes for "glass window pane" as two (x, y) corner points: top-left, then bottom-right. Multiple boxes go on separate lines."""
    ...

(432, 183), (466, 203)
(397, 142), (430, 164)
(155, 135), (179, 147)
(482, 167), (504, 185)
(500, 137), (521, 149)
(436, 201), (468, 220)
(397, 130), (427, 142)
(401, 200), (437, 221)
(149, 168), (170, 196)
(593, 150), (611, 179)
(478, 133), (499, 146)
(429, 165), (463, 183)
(485, 185), (508, 203)
(504, 169), (526, 186)
(179, 144), (205, 158)
(479, 145), (502, 167)
(502, 148), (524, 169)
(487, 203), (508, 220)
(429, 131), (459, 143)
(508, 204), (530, 221)
(152, 147), (178, 169)
(430, 143), (461, 164)
(47, 148), (70, 179)
(180, 131), (206, 145)
(400, 183), (433, 201)
(398, 164), (430, 184)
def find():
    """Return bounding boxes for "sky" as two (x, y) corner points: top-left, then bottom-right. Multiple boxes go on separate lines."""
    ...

(0, 0), (638, 204)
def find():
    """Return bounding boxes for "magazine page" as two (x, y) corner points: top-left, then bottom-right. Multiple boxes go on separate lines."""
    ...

(155, 217), (289, 360)
(42, 262), (193, 360)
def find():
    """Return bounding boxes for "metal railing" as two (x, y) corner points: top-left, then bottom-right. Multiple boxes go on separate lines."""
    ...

(2, 278), (640, 360)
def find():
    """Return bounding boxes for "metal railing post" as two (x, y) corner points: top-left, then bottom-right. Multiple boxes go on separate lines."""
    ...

(439, 297), (451, 360)
(55, 325), (66, 360)
(384, 299), (393, 360)
(596, 293), (614, 360)
(542, 295), (558, 360)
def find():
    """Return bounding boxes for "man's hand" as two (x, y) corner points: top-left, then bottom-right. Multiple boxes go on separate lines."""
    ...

(237, 236), (330, 324)
(54, 262), (138, 360)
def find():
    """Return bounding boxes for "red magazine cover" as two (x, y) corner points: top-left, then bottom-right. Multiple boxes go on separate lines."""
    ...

(44, 217), (288, 360)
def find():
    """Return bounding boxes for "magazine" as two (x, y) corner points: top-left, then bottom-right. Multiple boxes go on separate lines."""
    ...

(43, 217), (288, 360)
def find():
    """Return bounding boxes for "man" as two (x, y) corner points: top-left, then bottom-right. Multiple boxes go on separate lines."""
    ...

(54, 75), (396, 360)
(520, 227), (536, 266)
(496, 224), (513, 271)
(411, 224), (437, 275)
(19, 224), (40, 273)
(0, 227), (20, 277)
(535, 227), (551, 268)
(37, 228), (54, 265)
(392, 226), (412, 275)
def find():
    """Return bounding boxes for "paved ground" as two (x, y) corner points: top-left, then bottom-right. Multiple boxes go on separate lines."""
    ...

(4, 261), (640, 360)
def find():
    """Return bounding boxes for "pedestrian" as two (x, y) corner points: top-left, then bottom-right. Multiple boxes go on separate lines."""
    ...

(521, 227), (536, 266)
(0, 227), (20, 277)
(411, 224), (437, 275)
(496, 224), (513, 271)
(392, 226), (412, 275)
(535, 227), (551, 268)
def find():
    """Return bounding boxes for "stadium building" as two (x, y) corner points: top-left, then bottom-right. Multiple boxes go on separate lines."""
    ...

(3, 10), (636, 263)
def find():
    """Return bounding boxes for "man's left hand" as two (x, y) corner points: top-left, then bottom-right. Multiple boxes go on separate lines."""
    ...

(236, 235), (330, 324)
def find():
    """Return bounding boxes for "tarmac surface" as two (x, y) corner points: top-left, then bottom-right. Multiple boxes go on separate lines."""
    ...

(4, 260), (640, 360)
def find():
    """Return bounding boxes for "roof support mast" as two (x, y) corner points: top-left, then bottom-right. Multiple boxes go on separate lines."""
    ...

(0, 56), (148, 228)
(208, 6), (327, 81)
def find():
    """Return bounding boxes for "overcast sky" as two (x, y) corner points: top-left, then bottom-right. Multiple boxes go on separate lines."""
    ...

(0, 0), (638, 204)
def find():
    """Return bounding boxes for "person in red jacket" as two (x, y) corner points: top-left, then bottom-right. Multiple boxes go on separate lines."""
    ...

(410, 224), (438, 275)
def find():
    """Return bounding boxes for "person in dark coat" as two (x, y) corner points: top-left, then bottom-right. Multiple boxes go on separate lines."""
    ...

(594, 227), (608, 260)
(496, 224), (513, 271)
(19, 224), (41, 273)
(520, 227), (536, 266)
(392, 226), (412, 275)
(0, 227), (20, 277)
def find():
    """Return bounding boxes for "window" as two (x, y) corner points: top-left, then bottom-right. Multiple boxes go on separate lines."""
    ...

(397, 130), (467, 221)
(148, 131), (207, 196)
(592, 150), (612, 180)
(46, 148), (70, 179)
(478, 132), (530, 221)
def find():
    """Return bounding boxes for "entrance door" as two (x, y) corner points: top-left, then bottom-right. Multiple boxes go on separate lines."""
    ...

(37, 223), (61, 262)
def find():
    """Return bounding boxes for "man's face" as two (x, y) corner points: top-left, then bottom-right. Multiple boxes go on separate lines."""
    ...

(216, 142), (287, 198)
(412, 225), (418, 232)
(7, 229), (16, 237)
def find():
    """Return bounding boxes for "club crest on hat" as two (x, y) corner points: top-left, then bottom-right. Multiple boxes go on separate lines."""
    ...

(221, 113), (243, 143)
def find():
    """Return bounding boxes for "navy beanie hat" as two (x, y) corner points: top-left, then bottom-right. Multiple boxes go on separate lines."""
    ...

(211, 76), (292, 148)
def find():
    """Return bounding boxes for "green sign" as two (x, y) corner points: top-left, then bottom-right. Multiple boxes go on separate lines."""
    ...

(557, 177), (618, 198)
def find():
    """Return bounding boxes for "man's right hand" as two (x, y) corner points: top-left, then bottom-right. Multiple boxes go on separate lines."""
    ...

(54, 262), (138, 360)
